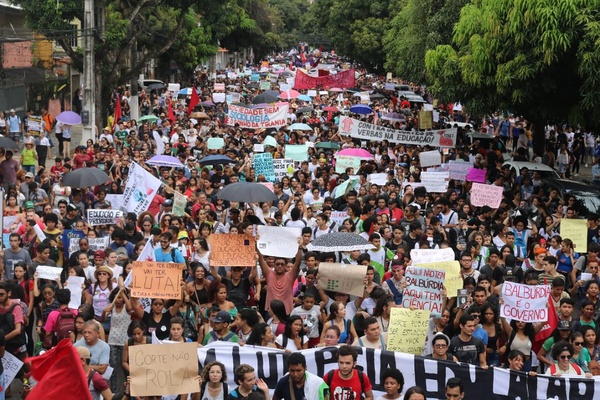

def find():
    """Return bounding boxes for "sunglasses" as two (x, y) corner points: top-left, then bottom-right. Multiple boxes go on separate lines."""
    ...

(573, 342), (584, 346)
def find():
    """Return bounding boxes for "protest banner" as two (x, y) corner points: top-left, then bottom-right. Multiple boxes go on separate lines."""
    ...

(130, 342), (199, 397)
(131, 262), (184, 300)
(212, 93), (226, 103)
(329, 211), (347, 228)
(207, 137), (225, 150)
(253, 153), (276, 182)
(500, 281), (550, 323)
(333, 178), (358, 199)
(88, 237), (110, 252)
(419, 150), (442, 167)
(335, 154), (361, 173)
(414, 260), (462, 295)
(559, 218), (588, 253)
(122, 162), (162, 215)
(27, 115), (43, 136)
(256, 226), (301, 258)
(285, 145), (308, 162)
(402, 266), (446, 313)
(86, 209), (123, 226)
(36, 265), (63, 281)
(317, 263), (367, 297)
(214, 83), (225, 91)
(62, 229), (85, 258)
(253, 143), (264, 153)
(66, 276), (85, 309)
(173, 191), (187, 217)
(448, 161), (472, 181)
(294, 68), (355, 89)
(273, 158), (294, 181)
(470, 183), (503, 208)
(2, 352), (24, 387)
(208, 234), (256, 267)
(226, 103), (289, 129)
(419, 110), (433, 130)
(466, 167), (487, 183)
(198, 341), (600, 400)
(338, 116), (457, 147)
(387, 308), (430, 354)
(420, 171), (449, 193)
(168, 83), (180, 93)
(260, 81), (271, 91)
(368, 173), (388, 186)
(106, 194), (125, 211)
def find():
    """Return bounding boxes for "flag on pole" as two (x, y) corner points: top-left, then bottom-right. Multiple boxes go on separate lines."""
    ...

(532, 295), (558, 353)
(188, 86), (199, 115)
(121, 162), (163, 214)
(167, 96), (175, 122)
(113, 94), (121, 132)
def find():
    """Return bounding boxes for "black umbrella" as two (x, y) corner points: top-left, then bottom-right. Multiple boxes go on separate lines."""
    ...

(0, 137), (18, 149)
(307, 232), (374, 252)
(296, 106), (314, 114)
(146, 83), (166, 91)
(61, 167), (110, 188)
(198, 155), (233, 166)
(217, 182), (277, 203)
(252, 93), (278, 104)
(370, 93), (386, 100)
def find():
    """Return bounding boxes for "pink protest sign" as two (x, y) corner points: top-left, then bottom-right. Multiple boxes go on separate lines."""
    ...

(470, 183), (503, 208)
(466, 167), (486, 183)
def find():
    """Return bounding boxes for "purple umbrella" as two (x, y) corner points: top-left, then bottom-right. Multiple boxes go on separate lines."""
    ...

(55, 111), (82, 125)
(146, 155), (184, 168)
(201, 101), (215, 107)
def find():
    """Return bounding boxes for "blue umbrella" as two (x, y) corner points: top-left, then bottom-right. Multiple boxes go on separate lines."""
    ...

(298, 94), (312, 102)
(199, 155), (233, 166)
(179, 87), (192, 96)
(349, 104), (373, 115)
(288, 123), (313, 131)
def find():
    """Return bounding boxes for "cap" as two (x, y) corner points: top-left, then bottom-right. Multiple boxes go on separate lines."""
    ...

(67, 203), (78, 212)
(178, 231), (189, 240)
(557, 320), (573, 331)
(94, 265), (114, 280)
(210, 310), (232, 324)
(25, 172), (34, 178)
(164, 199), (173, 207)
(94, 250), (106, 258)
(76, 346), (91, 360)
(24, 201), (35, 210)
(431, 332), (450, 346)
(534, 247), (547, 256)
(9, 109), (15, 113)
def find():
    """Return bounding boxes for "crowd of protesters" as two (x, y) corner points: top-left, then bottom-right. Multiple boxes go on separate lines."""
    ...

(0, 57), (599, 399)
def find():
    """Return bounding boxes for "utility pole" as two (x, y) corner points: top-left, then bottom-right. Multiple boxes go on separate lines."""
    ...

(81, 0), (95, 145)
(129, 36), (139, 121)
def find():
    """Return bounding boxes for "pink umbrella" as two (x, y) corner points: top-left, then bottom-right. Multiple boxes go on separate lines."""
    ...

(329, 88), (345, 92)
(323, 106), (339, 112)
(336, 148), (374, 159)
(279, 89), (301, 99)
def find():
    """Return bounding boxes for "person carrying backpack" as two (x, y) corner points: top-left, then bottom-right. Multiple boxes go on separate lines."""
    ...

(323, 345), (373, 400)
(0, 281), (27, 356)
(42, 288), (77, 348)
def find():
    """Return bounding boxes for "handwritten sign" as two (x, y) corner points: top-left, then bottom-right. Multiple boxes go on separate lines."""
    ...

(1, 351), (24, 388)
(273, 158), (294, 181)
(87, 237), (110, 253)
(36, 265), (63, 281)
(62, 229), (85, 258)
(105, 194), (124, 211)
(285, 145), (308, 162)
(466, 167), (486, 183)
(414, 260), (462, 295)
(317, 263), (368, 297)
(86, 209), (123, 226)
(402, 266), (445, 313)
(559, 218), (588, 253)
(253, 153), (276, 182)
(448, 161), (472, 181)
(500, 281), (550, 323)
(131, 262), (184, 300)
(420, 171), (449, 193)
(257, 226), (301, 258)
(335, 155), (361, 174)
(419, 150), (442, 168)
(214, 83), (225, 91)
(129, 342), (199, 397)
(470, 182), (503, 208)
(213, 93), (226, 103)
(66, 276), (85, 309)
(208, 234), (256, 267)
(207, 137), (225, 150)
(253, 144), (264, 153)
(387, 308), (430, 354)
(410, 248), (455, 265)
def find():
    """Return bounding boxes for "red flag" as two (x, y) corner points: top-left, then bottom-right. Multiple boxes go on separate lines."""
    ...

(532, 295), (558, 354)
(113, 94), (121, 132)
(300, 52), (306, 64)
(26, 339), (92, 400)
(188, 86), (199, 115)
(167, 97), (175, 122)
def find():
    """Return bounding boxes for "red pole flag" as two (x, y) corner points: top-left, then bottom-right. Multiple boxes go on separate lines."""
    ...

(25, 339), (92, 400)
(532, 295), (558, 354)
(113, 94), (121, 132)
(188, 86), (199, 115)
(168, 97), (175, 122)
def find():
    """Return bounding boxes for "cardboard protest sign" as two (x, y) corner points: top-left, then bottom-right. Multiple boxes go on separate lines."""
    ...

(500, 281), (550, 323)
(335, 155), (361, 173)
(466, 167), (486, 183)
(227, 103), (288, 129)
(33, 224), (47, 241)
(317, 263), (367, 297)
(273, 158), (294, 181)
(256, 226), (301, 258)
(1, 352), (24, 388)
(387, 307), (430, 354)
(253, 153), (276, 182)
(402, 266), (446, 313)
(285, 145), (309, 162)
(208, 234), (256, 267)
(260, 81), (271, 91)
(410, 248), (455, 265)
(129, 342), (199, 397)
(470, 182), (503, 208)
(36, 265), (63, 281)
(66, 276), (85, 309)
(329, 211), (347, 228)
(414, 260), (462, 295)
(86, 209), (123, 226)
(448, 161), (472, 181)
(420, 171), (449, 193)
(419, 111), (434, 130)
(559, 218), (588, 253)
(88, 237), (110, 252)
(131, 262), (184, 300)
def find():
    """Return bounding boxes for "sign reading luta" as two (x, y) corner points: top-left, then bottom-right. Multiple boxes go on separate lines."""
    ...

(226, 103), (289, 129)
(338, 116), (457, 147)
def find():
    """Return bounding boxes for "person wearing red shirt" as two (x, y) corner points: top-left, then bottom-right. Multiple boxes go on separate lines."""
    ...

(72, 146), (92, 169)
(323, 345), (373, 400)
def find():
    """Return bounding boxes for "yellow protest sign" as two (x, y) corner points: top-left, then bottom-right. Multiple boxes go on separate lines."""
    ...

(131, 262), (184, 300)
(387, 308), (430, 354)
(130, 342), (199, 397)
(414, 260), (462, 296)
(560, 218), (588, 253)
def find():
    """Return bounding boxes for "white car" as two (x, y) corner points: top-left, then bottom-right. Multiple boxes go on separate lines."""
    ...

(502, 161), (560, 179)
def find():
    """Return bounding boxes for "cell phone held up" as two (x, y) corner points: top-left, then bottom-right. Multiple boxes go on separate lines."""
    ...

(457, 289), (469, 309)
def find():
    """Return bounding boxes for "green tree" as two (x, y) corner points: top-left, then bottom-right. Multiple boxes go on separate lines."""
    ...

(425, 0), (600, 152)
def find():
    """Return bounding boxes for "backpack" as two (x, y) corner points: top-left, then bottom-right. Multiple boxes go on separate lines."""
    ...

(56, 307), (76, 341)
(210, 330), (235, 342)
(325, 369), (365, 400)
(182, 306), (198, 342)
(594, 144), (600, 158)
(549, 363), (582, 376)
(0, 303), (27, 352)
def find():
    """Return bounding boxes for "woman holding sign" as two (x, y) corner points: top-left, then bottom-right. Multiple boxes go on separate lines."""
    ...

(131, 282), (184, 341)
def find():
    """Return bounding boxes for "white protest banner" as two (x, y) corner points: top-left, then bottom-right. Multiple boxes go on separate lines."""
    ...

(448, 161), (472, 181)
(410, 248), (455, 265)
(130, 342), (199, 397)
(500, 281), (551, 323)
(253, 143), (264, 153)
(470, 182), (503, 208)
(338, 116), (457, 147)
(402, 266), (445, 313)
(168, 83), (180, 93)
(317, 263), (368, 297)
(419, 150), (442, 168)
(307, 90), (317, 97)
(285, 145), (308, 162)
(213, 93), (226, 103)
(368, 173), (388, 186)
(279, 83), (291, 91)
(173, 191), (187, 217)
(122, 162), (163, 215)
(105, 194), (125, 211)
(33, 224), (47, 241)
(335, 154), (361, 173)
(329, 211), (347, 228)
(87, 209), (123, 226)
(253, 153), (276, 182)
(273, 158), (294, 181)
(88, 237), (110, 252)
(227, 103), (289, 129)
(36, 265), (63, 281)
(257, 226), (301, 258)
(420, 171), (449, 193)
(1, 352), (23, 387)
(66, 276), (85, 309)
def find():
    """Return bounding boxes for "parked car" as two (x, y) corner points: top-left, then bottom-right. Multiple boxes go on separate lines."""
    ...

(503, 161), (560, 180)
(542, 179), (600, 215)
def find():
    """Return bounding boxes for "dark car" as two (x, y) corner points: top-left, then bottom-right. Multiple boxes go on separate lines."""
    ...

(542, 179), (600, 216)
